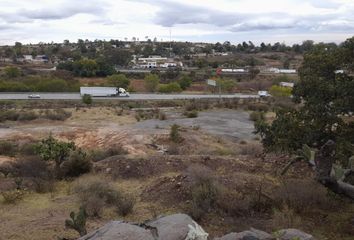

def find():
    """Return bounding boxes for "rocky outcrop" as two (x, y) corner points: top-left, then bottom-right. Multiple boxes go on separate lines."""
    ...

(78, 221), (155, 240)
(78, 214), (208, 240)
(215, 228), (274, 240)
(275, 229), (315, 240)
(78, 213), (315, 240)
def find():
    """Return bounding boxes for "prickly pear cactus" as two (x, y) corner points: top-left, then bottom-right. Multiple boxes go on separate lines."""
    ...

(65, 207), (87, 236)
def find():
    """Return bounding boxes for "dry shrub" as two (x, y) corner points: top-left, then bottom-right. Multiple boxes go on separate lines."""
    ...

(115, 194), (135, 216)
(1, 190), (25, 204)
(89, 145), (128, 162)
(72, 175), (134, 217)
(216, 190), (250, 216)
(18, 142), (38, 156)
(0, 162), (13, 177)
(273, 179), (330, 213)
(187, 165), (220, 220)
(239, 142), (263, 156)
(271, 205), (302, 229)
(0, 140), (17, 156)
(249, 111), (264, 122)
(11, 157), (54, 193)
(167, 144), (180, 155)
(17, 111), (38, 121)
(60, 150), (92, 178)
(43, 109), (72, 121)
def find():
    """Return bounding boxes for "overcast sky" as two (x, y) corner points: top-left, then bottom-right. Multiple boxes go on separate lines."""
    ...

(0, 0), (353, 45)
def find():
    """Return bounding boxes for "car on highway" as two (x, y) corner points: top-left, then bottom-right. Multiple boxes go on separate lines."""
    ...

(28, 94), (41, 99)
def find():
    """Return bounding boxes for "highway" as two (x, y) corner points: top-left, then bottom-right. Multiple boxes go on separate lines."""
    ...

(0, 93), (259, 100)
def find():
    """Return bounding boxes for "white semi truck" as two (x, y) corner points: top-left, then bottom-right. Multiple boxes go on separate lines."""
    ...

(80, 87), (129, 97)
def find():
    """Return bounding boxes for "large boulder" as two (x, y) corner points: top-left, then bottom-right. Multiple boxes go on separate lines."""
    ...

(277, 229), (315, 240)
(78, 221), (155, 240)
(147, 213), (208, 240)
(78, 213), (208, 240)
(215, 228), (274, 240)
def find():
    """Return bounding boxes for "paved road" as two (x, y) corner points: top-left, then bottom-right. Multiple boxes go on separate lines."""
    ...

(0, 93), (259, 100)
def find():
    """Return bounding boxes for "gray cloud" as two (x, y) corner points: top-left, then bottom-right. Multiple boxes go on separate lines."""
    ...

(134, 0), (354, 33)
(0, 0), (107, 23)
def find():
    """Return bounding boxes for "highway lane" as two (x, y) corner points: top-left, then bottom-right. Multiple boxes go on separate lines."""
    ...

(0, 93), (259, 100)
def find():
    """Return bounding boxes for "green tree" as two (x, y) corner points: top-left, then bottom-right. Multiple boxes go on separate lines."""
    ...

(158, 82), (182, 93)
(35, 135), (76, 168)
(144, 74), (159, 92)
(217, 79), (236, 93)
(107, 74), (130, 88)
(256, 39), (354, 165)
(179, 75), (192, 90)
(73, 59), (98, 77)
(4, 66), (21, 78)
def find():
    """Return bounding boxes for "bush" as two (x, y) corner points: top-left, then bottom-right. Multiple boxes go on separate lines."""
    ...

(0, 162), (14, 177)
(184, 110), (198, 118)
(271, 205), (302, 229)
(187, 165), (220, 219)
(43, 109), (72, 121)
(19, 142), (38, 156)
(249, 111), (264, 122)
(4, 66), (21, 78)
(144, 74), (160, 92)
(0, 110), (19, 122)
(60, 150), (92, 178)
(158, 112), (167, 120)
(239, 143), (263, 156)
(82, 94), (92, 105)
(17, 111), (38, 121)
(0, 140), (17, 156)
(269, 85), (292, 97)
(107, 74), (130, 88)
(115, 194), (135, 216)
(170, 124), (183, 143)
(72, 175), (134, 217)
(273, 179), (330, 213)
(179, 75), (192, 90)
(1, 190), (25, 204)
(158, 82), (182, 93)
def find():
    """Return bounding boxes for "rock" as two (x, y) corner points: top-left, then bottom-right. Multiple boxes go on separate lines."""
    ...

(277, 229), (315, 240)
(147, 213), (202, 240)
(79, 214), (208, 240)
(215, 228), (274, 240)
(78, 221), (155, 240)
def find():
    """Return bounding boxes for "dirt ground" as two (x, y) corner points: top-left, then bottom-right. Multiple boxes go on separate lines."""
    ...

(0, 107), (353, 240)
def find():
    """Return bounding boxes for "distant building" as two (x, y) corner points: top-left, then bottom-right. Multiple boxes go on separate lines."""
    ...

(279, 82), (295, 88)
(23, 55), (33, 61)
(136, 55), (181, 69)
(33, 55), (49, 64)
(267, 68), (296, 74)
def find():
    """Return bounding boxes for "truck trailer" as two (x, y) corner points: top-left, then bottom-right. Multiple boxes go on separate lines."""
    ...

(80, 87), (129, 97)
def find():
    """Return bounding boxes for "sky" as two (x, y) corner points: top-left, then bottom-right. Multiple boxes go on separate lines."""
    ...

(0, 0), (353, 45)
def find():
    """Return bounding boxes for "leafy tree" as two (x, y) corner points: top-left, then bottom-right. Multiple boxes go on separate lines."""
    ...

(107, 74), (130, 88)
(179, 75), (192, 90)
(256, 39), (354, 165)
(144, 73), (159, 92)
(217, 79), (236, 93)
(4, 66), (21, 78)
(73, 59), (98, 77)
(158, 82), (182, 93)
(35, 135), (76, 168)
(269, 85), (292, 97)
